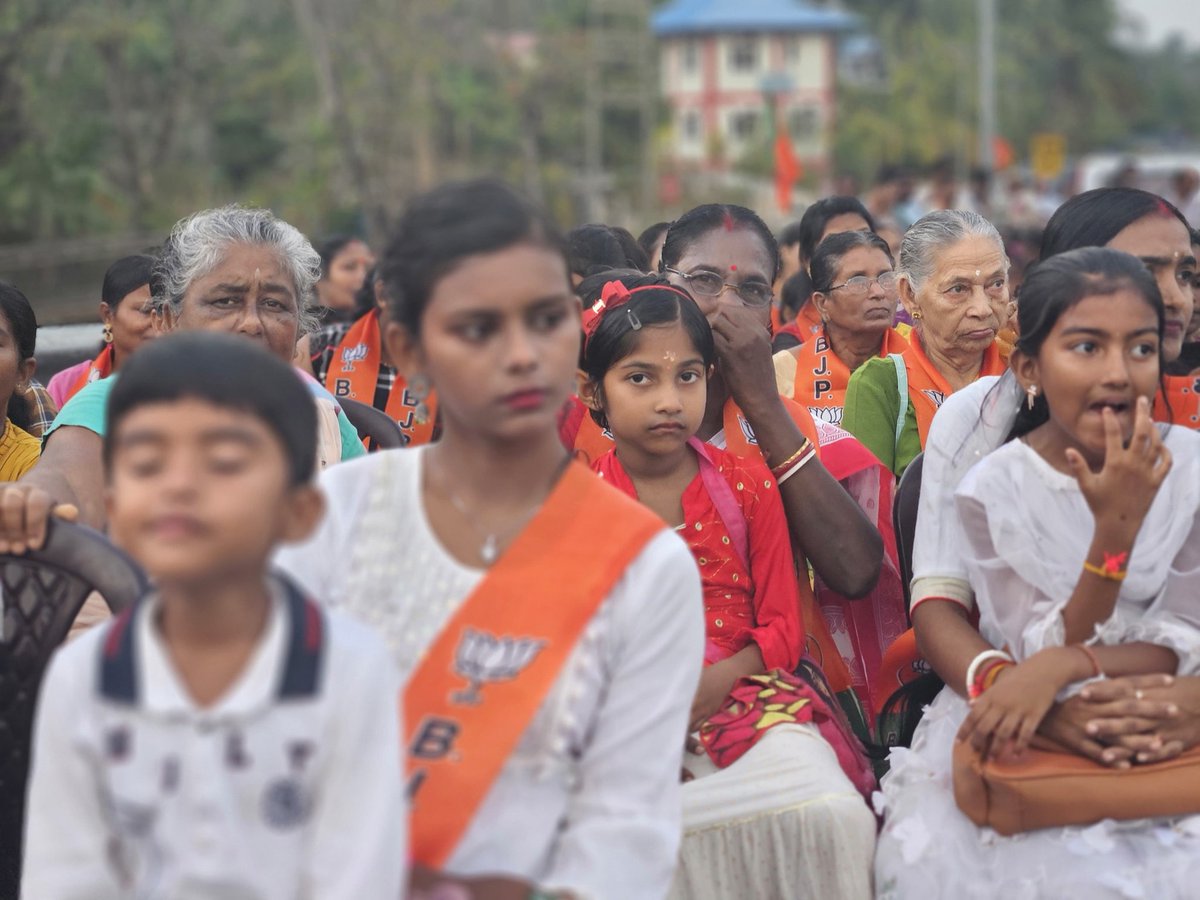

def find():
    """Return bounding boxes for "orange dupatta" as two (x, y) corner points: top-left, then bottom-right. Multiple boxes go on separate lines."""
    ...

(790, 328), (909, 427)
(1155, 374), (1200, 429)
(404, 462), (664, 867)
(792, 303), (823, 343)
(902, 331), (1006, 445)
(65, 344), (114, 404)
(324, 309), (438, 446)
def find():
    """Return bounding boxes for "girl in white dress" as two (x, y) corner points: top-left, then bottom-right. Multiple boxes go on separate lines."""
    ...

(876, 247), (1200, 899)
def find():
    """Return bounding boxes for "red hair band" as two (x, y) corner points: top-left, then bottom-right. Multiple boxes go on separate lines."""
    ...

(581, 280), (695, 347)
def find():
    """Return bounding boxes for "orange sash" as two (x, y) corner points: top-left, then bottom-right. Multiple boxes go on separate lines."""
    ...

(66, 344), (114, 403)
(792, 303), (823, 343)
(903, 331), (1005, 444)
(324, 309), (438, 446)
(1155, 374), (1200, 429)
(720, 397), (820, 462)
(790, 328), (908, 427)
(404, 462), (664, 867)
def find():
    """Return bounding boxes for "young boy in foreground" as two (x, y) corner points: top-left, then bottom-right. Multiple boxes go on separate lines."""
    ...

(21, 332), (405, 899)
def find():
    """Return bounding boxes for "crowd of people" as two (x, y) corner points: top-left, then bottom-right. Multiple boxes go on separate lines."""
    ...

(0, 170), (1198, 899)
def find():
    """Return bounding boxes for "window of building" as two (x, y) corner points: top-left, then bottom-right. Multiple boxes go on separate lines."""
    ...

(682, 40), (699, 73)
(788, 107), (820, 140)
(729, 110), (759, 141)
(728, 36), (758, 72)
(682, 110), (702, 142)
(784, 37), (801, 65)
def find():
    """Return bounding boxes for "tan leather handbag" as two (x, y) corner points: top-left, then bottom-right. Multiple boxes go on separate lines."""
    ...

(953, 738), (1200, 836)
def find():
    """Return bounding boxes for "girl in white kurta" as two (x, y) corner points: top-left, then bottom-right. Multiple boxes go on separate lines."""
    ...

(876, 247), (1200, 899)
(278, 180), (705, 899)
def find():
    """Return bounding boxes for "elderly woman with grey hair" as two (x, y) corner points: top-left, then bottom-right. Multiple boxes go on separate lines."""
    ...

(0, 205), (363, 551)
(842, 209), (1012, 477)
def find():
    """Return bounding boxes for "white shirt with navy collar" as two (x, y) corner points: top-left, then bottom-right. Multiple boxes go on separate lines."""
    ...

(21, 576), (406, 900)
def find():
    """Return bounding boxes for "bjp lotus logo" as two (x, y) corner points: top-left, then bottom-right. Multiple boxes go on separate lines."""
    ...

(452, 629), (545, 705)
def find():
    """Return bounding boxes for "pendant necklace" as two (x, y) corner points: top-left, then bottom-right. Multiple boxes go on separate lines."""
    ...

(430, 455), (565, 564)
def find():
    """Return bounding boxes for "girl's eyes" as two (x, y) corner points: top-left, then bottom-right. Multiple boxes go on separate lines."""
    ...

(679, 370), (702, 384)
(627, 373), (651, 385)
(1131, 342), (1158, 360)
(1179, 268), (1197, 285)
(530, 308), (567, 332)
(208, 454), (249, 474)
(457, 322), (493, 342)
(1070, 341), (1097, 355)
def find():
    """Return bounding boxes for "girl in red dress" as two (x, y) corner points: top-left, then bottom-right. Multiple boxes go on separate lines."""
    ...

(578, 274), (875, 900)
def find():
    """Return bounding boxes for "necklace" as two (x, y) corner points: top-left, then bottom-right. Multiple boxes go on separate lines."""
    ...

(429, 454), (566, 564)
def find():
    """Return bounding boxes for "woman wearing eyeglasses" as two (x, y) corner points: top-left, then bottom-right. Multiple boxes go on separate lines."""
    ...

(772, 231), (909, 428)
(843, 210), (1011, 477)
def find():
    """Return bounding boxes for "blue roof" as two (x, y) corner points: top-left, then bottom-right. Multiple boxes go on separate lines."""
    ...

(651, 0), (859, 37)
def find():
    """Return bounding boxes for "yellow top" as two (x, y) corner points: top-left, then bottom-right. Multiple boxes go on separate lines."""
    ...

(0, 418), (41, 481)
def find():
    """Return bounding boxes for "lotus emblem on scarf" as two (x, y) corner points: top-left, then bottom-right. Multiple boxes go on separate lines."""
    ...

(452, 628), (545, 705)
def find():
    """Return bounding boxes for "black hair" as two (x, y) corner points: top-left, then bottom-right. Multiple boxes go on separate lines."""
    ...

(379, 179), (568, 336)
(808, 230), (894, 293)
(567, 224), (630, 278)
(579, 271), (714, 429)
(610, 226), (650, 272)
(101, 255), (155, 309)
(1040, 188), (1189, 260)
(779, 270), (814, 319)
(777, 220), (803, 248)
(104, 332), (317, 486)
(1007, 247), (1164, 440)
(0, 282), (37, 432)
(796, 196), (876, 267)
(660, 204), (781, 281)
(315, 235), (364, 277)
(352, 266), (380, 317)
(637, 222), (672, 259)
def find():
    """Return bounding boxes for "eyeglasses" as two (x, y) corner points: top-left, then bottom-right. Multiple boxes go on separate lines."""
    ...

(827, 272), (898, 296)
(664, 267), (774, 308)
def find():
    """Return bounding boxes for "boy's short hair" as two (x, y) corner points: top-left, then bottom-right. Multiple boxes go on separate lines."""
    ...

(104, 332), (317, 485)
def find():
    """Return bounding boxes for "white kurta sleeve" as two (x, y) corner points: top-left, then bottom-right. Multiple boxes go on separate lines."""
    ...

(909, 377), (1009, 612)
(541, 531), (705, 899)
(303, 617), (407, 899)
(21, 635), (122, 900)
(1119, 510), (1200, 676)
(954, 489), (1071, 659)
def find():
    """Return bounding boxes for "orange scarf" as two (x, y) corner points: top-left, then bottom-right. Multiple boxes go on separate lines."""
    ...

(1155, 374), (1200, 429)
(66, 344), (114, 403)
(903, 330), (1005, 444)
(790, 328), (909, 427)
(792, 303), (823, 343)
(404, 462), (663, 867)
(324, 309), (437, 446)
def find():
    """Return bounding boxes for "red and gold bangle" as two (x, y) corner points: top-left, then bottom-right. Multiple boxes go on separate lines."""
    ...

(965, 649), (1015, 700)
(1083, 551), (1129, 582)
(769, 439), (813, 478)
(979, 660), (1013, 693)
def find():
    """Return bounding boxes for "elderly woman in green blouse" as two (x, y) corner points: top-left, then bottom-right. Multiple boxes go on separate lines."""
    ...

(842, 210), (1011, 477)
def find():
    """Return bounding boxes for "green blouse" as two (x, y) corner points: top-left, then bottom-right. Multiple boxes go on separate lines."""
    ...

(842, 355), (923, 478)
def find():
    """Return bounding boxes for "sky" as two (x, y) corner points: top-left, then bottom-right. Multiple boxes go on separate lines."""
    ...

(1116, 0), (1200, 49)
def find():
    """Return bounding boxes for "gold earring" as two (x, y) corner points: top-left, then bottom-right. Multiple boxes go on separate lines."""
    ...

(103, 324), (114, 343)
(910, 308), (923, 320)
(1025, 384), (1039, 410)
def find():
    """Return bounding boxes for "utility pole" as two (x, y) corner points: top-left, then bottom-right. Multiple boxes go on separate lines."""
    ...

(978, 0), (996, 171)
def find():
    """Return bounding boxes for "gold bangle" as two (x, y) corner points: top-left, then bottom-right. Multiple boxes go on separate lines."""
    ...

(769, 439), (812, 477)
